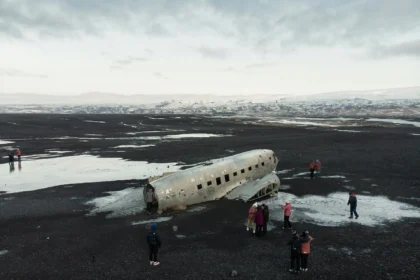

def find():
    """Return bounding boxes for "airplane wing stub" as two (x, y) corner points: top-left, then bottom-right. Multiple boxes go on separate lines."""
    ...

(225, 173), (280, 202)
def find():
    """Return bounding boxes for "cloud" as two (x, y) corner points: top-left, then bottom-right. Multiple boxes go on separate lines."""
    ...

(111, 56), (147, 68)
(1, 0), (420, 58)
(145, 23), (171, 37)
(154, 72), (168, 79)
(0, 68), (48, 78)
(197, 46), (229, 59)
(376, 40), (420, 57)
(245, 62), (278, 69)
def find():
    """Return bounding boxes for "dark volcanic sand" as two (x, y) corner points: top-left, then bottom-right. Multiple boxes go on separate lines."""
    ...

(1, 114), (420, 280)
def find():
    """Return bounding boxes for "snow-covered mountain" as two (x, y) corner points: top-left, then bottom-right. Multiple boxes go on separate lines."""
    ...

(1, 87), (419, 117)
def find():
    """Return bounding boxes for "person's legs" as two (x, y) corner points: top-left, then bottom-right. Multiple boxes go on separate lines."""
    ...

(296, 254), (301, 272)
(286, 216), (292, 229)
(353, 208), (359, 218)
(149, 245), (153, 264)
(290, 255), (295, 271)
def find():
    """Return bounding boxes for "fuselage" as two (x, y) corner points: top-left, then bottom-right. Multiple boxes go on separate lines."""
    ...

(148, 149), (278, 211)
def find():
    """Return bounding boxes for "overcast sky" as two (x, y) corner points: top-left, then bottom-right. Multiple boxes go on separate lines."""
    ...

(1, 0), (419, 96)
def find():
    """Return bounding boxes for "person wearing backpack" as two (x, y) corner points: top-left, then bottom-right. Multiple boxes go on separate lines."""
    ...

(146, 223), (162, 266)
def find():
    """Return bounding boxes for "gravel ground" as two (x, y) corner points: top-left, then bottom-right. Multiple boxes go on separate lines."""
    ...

(0, 114), (420, 280)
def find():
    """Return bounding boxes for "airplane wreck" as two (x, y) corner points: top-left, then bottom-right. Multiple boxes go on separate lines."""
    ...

(144, 149), (280, 214)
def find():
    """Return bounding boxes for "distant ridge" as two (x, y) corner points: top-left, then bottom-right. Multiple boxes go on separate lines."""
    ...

(1, 86), (419, 105)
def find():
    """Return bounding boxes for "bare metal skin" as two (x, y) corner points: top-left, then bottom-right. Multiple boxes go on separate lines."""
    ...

(147, 149), (279, 213)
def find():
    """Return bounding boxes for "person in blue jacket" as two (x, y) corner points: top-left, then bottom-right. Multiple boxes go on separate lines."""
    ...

(146, 223), (162, 266)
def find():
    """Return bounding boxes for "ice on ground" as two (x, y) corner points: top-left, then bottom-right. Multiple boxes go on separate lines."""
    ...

(263, 192), (420, 227)
(0, 140), (14, 145)
(132, 216), (173, 225)
(84, 120), (106, 124)
(334, 129), (363, 133)
(266, 120), (340, 127)
(47, 150), (72, 154)
(367, 118), (420, 127)
(276, 169), (294, 174)
(85, 187), (145, 218)
(112, 144), (155, 149)
(0, 250), (9, 256)
(279, 185), (290, 190)
(186, 206), (206, 212)
(0, 155), (183, 194)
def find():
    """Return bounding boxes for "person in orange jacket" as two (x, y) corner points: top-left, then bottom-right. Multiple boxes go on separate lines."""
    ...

(16, 148), (22, 161)
(299, 230), (313, 271)
(309, 161), (315, 179)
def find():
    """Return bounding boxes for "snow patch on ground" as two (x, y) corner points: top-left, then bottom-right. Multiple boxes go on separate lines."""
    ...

(276, 169), (294, 174)
(411, 133), (420, 136)
(225, 149), (235, 153)
(84, 120), (106, 124)
(367, 118), (420, 127)
(266, 120), (340, 127)
(279, 185), (290, 190)
(47, 150), (72, 154)
(0, 140), (14, 145)
(85, 134), (103, 136)
(186, 206), (207, 212)
(343, 186), (355, 190)
(397, 196), (420, 201)
(85, 187), (145, 218)
(0, 250), (9, 256)
(0, 155), (182, 194)
(176, 234), (186, 239)
(263, 192), (420, 227)
(131, 216), (173, 225)
(334, 129), (363, 133)
(112, 144), (155, 149)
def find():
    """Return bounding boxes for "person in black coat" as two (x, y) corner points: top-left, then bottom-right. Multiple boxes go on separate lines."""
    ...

(287, 230), (301, 274)
(146, 223), (162, 266)
(262, 204), (269, 236)
(347, 192), (359, 219)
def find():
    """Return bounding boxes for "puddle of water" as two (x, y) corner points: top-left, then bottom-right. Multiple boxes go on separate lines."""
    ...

(131, 216), (173, 225)
(0, 155), (182, 194)
(263, 192), (420, 227)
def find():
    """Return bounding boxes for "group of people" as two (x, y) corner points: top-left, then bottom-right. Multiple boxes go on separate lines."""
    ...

(246, 202), (270, 237)
(8, 148), (22, 164)
(309, 159), (321, 178)
(288, 229), (313, 274)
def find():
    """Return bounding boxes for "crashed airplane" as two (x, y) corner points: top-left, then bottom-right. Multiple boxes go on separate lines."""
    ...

(144, 149), (280, 214)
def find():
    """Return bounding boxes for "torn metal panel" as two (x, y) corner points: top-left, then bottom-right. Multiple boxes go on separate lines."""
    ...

(225, 173), (280, 202)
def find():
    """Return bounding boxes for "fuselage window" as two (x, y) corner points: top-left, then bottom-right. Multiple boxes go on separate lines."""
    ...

(216, 177), (222, 185)
(255, 164), (258, 168)
(224, 174), (230, 182)
(233, 172), (238, 176)
(241, 169), (245, 173)
(262, 162), (265, 166)
(248, 166), (252, 171)
(197, 184), (202, 190)
(207, 180), (212, 186)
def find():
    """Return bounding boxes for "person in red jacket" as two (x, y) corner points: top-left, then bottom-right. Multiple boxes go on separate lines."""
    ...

(309, 161), (315, 178)
(246, 203), (258, 234)
(299, 230), (313, 271)
(254, 205), (264, 237)
(281, 200), (292, 230)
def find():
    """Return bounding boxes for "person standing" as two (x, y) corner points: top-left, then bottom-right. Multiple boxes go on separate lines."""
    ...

(246, 202), (257, 234)
(309, 161), (315, 179)
(314, 159), (321, 177)
(288, 230), (302, 274)
(281, 200), (292, 230)
(254, 205), (264, 237)
(146, 223), (161, 266)
(262, 204), (270, 236)
(146, 188), (155, 215)
(16, 149), (21, 161)
(299, 230), (313, 271)
(347, 192), (359, 219)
